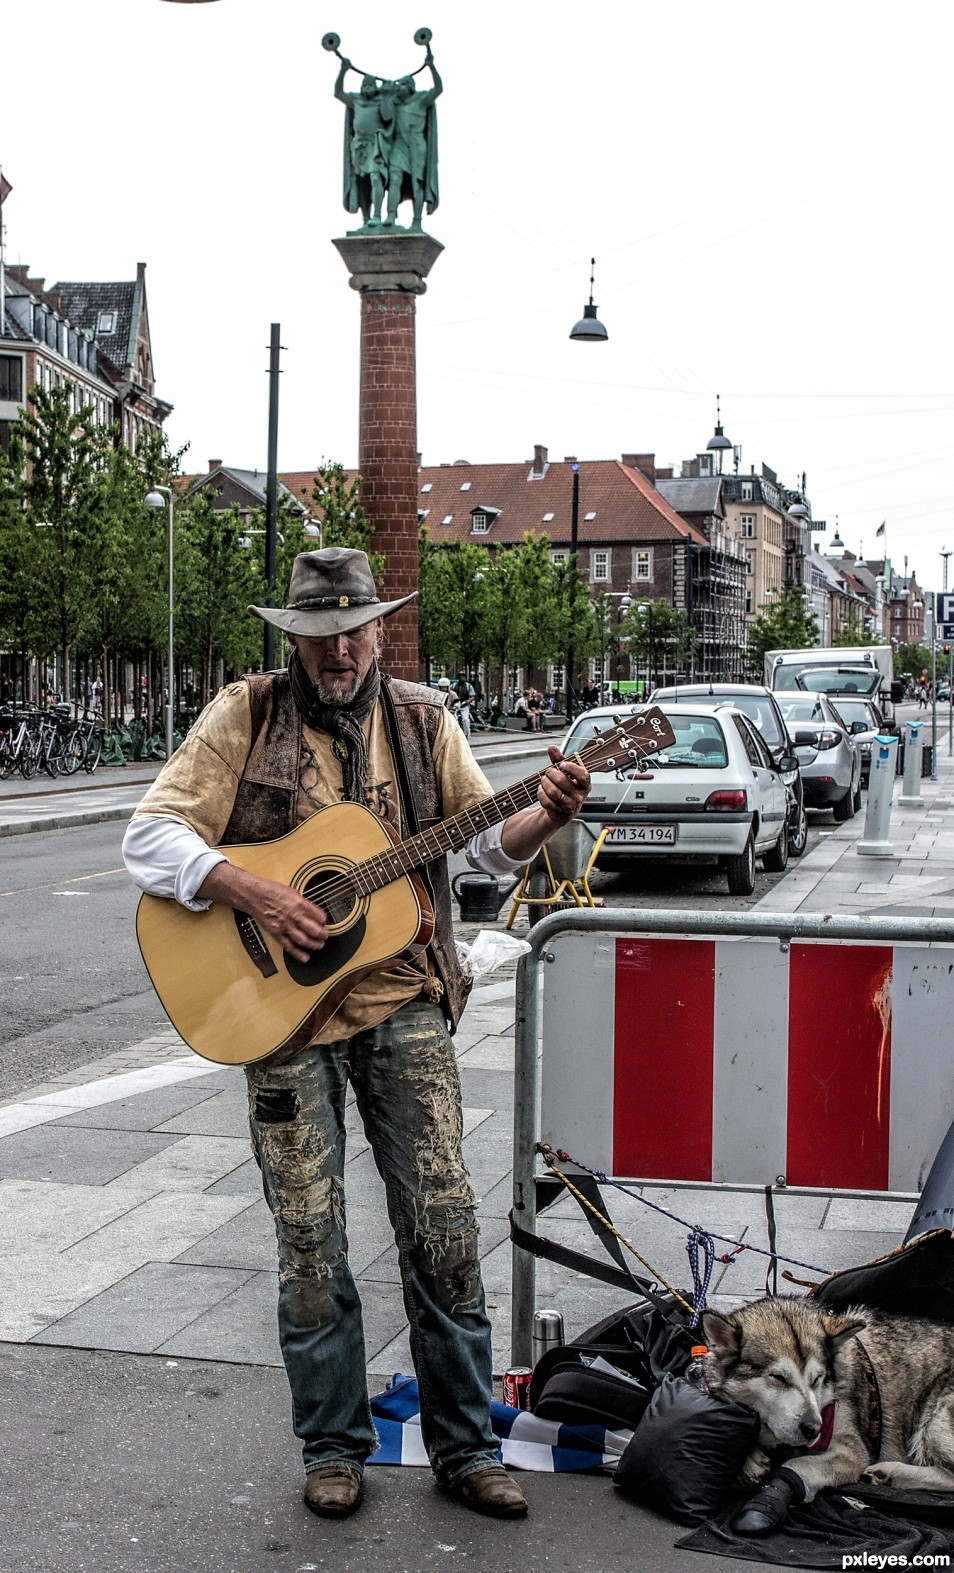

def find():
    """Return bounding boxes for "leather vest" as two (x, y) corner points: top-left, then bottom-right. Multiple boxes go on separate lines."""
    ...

(222, 671), (471, 1032)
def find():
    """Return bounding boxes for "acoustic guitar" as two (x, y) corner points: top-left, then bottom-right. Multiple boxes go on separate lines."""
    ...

(135, 707), (675, 1065)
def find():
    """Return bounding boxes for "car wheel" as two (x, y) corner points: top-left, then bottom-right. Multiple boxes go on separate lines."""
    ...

(852, 778), (863, 814)
(788, 800), (808, 858)
(762, 824), (789, 874)
(832, 785), (854, 821)
(725, 832), (756, 896)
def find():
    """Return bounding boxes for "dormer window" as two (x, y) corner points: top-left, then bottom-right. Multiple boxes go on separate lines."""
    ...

(97, 311), (116, 335)
(470, 504), (500, 535)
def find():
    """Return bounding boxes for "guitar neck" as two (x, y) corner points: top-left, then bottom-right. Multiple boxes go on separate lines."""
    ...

(356, 771), (544, 896)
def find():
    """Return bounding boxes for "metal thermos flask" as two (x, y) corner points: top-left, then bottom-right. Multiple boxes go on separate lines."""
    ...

(532, 1308), (565, 1367)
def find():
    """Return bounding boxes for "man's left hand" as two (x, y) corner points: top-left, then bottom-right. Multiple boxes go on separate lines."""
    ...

(537, 745), (590, 826)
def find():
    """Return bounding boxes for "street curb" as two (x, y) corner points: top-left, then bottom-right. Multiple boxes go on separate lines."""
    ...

(0, 806), (136, 839)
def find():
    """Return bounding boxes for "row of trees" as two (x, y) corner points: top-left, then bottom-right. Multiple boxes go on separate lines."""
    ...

(0, 384), (374, 718)
(1, 380), (909, 718)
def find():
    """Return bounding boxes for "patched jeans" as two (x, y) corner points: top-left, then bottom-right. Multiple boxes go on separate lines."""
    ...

(245, 997), (499, 1486)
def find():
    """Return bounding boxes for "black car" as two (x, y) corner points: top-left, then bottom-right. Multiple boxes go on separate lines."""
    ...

(649, 682), (808, 856)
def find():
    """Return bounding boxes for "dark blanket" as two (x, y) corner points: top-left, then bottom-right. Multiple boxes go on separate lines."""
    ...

(678, 1485), (954, 1567)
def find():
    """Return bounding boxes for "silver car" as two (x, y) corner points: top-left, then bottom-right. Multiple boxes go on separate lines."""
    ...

(775, 693), (862, 821)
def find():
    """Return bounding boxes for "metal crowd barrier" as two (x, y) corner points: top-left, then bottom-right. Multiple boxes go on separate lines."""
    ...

(511, 906), (954, 1365)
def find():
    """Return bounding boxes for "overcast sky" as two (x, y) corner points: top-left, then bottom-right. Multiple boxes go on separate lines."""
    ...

(4, 0), (953, 593)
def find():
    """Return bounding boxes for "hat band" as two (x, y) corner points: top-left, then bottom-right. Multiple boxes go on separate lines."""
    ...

(290, 595), (380, 611)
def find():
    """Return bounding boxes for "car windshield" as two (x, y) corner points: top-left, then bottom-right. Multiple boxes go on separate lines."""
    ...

(777, 697), (828, 723)
(653, 689), (784, 747)
(795, 667), (880, 698)
(830, 698), (878, 727)
(567, 712), (729, 768)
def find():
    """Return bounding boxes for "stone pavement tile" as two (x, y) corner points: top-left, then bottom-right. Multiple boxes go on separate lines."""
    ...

(0, 1190), (255, 1341)
(158, 1269), (283, 1366)
(456, 1036), (516, 1071)
(31, 1261), (254, 1353)
(53, 1083), (222, 1133)
(156, 1086), (250, 1138)
(174, 1198), (277, 1272)
(458, 1066), (514, 1110)
(721, 1227), (904, 1295)
(0, 1177), (157, 1254)
(0, 1125), (177, 1185)
(824, 1196), (916, 1231)
(120, 1134), (251, 1192)
(204, 1157), (261, 1197)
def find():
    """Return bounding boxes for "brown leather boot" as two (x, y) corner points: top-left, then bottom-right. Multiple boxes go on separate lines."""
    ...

(456, 1466), (528, 1518)
(303, 1464), (363, 1519)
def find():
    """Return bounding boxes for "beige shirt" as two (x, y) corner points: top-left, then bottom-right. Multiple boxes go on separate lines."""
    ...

(131, 682), (498, 1043)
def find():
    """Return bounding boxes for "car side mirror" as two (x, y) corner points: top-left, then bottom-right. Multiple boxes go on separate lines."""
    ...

(778, 752), (799, 773)
(792, 730), (817, 748)
(849, 720), (867, 734)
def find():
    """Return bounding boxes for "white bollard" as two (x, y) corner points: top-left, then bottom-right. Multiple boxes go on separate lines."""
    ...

(857, 734), (899, 857)
(898, 719), (925, 807)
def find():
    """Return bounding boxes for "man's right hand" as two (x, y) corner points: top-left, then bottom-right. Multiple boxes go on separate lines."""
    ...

(197, 865), (328, 963)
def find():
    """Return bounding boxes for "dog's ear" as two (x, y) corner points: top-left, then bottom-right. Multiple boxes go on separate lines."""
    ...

(700, 1309), (738, 1359)
(820, 1313), (866, 1347)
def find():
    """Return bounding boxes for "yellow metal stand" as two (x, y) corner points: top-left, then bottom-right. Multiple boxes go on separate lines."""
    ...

(506, 824), (608, 929)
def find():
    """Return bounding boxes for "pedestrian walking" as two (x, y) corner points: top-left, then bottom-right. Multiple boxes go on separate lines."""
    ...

(122, 548), (590, 1523)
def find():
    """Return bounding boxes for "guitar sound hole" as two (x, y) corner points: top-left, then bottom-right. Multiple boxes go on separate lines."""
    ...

(284, 867), (365, 988)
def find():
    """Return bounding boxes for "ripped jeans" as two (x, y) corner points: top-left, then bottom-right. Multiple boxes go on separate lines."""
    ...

(246, 997), (498, 1486)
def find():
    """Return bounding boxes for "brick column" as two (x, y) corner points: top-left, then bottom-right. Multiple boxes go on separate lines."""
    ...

(333, 233), (443, 681)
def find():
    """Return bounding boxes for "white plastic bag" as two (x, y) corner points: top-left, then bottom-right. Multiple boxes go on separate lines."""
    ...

(455, 928), (531, 981)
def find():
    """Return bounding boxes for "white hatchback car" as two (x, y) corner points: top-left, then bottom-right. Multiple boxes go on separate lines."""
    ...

(564, 703), (793, 895)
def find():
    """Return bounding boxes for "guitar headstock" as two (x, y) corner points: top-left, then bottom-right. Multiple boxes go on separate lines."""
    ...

(572, 705), (677, 775)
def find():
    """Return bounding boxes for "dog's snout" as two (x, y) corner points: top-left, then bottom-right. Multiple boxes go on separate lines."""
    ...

(800, 1419), (822, 1441)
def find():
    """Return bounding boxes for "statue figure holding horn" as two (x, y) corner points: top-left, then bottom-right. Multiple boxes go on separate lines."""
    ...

(324, 29), (441, 233)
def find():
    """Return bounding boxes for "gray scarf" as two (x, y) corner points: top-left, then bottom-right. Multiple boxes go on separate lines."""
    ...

(288, 648), (382, 804)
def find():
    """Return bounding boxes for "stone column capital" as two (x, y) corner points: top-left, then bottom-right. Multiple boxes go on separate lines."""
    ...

(332, 232), (444, 295)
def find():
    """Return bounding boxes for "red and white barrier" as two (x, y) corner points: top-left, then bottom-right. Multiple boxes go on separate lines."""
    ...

(540, 932), (954, 1192)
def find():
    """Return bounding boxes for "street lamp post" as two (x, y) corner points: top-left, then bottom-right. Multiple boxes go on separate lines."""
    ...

(565, 462), (580, 722)
(144, 486), (175, 760)
(637, 602), (654, 695)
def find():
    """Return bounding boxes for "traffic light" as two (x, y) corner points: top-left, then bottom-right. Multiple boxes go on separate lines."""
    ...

(945, 645), (951, 656)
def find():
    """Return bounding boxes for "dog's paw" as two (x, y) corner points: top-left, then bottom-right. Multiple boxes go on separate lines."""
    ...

(739, 1448), (772, 1487)
(863, 1462), (903, 1488)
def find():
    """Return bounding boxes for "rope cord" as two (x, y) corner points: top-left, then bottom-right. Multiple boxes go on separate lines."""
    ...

(685, 1229), (715, 1327)
(538, 1143), (826, 1280)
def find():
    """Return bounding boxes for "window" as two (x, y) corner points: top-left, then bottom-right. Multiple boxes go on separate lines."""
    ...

(460, 481), (471, 491)
(542, 512), (554, 522)
(746, 551), (754, 576)
(633, 548), (652, 581)
(441, 514), (453, 525)
(471, 513), (489, 533)
(745, 590), (753, 614)
(585, 511), (596, 521)
(0, 355), (23, 401)
(97, 311), (116, 335)
(551, 550), (567, 566)
(741, 481), (754, 502)
(591, 550), (609, 582)
(740, 514), (756, 537)
(420, 482), (432, 493)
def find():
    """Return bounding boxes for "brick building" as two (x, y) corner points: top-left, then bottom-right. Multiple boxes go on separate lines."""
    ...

(0, 260), (170, 455)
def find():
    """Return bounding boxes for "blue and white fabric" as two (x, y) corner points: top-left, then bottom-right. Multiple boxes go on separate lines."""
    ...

(368, 1374), (632, 1473)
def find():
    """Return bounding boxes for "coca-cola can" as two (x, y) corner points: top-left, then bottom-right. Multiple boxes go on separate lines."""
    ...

(502, 1366), (532, 1410)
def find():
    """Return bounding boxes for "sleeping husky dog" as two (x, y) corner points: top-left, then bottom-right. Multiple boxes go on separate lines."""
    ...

(701, 1297), (954, 1500)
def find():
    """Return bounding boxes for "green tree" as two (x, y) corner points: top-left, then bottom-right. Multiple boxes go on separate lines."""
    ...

(833, 617), (876, 646)
(483, 534), (563, 699)
(746, 588), (819, 677)
(0, 420), (36, 700)
(175, 491), (259, 699)
(417, 533), (492, 677)
(893, 641), (930, 679)
(619, 598), (696, 687)
(307, 462), (383, 576)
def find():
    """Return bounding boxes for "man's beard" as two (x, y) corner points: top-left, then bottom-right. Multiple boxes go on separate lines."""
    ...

(315, 672), (359, 707)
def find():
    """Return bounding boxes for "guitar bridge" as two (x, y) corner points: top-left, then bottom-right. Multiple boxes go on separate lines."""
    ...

(234, 910), (278, 978)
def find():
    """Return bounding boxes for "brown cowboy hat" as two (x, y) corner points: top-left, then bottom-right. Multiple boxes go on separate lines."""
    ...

(248, 548), (417, 638)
